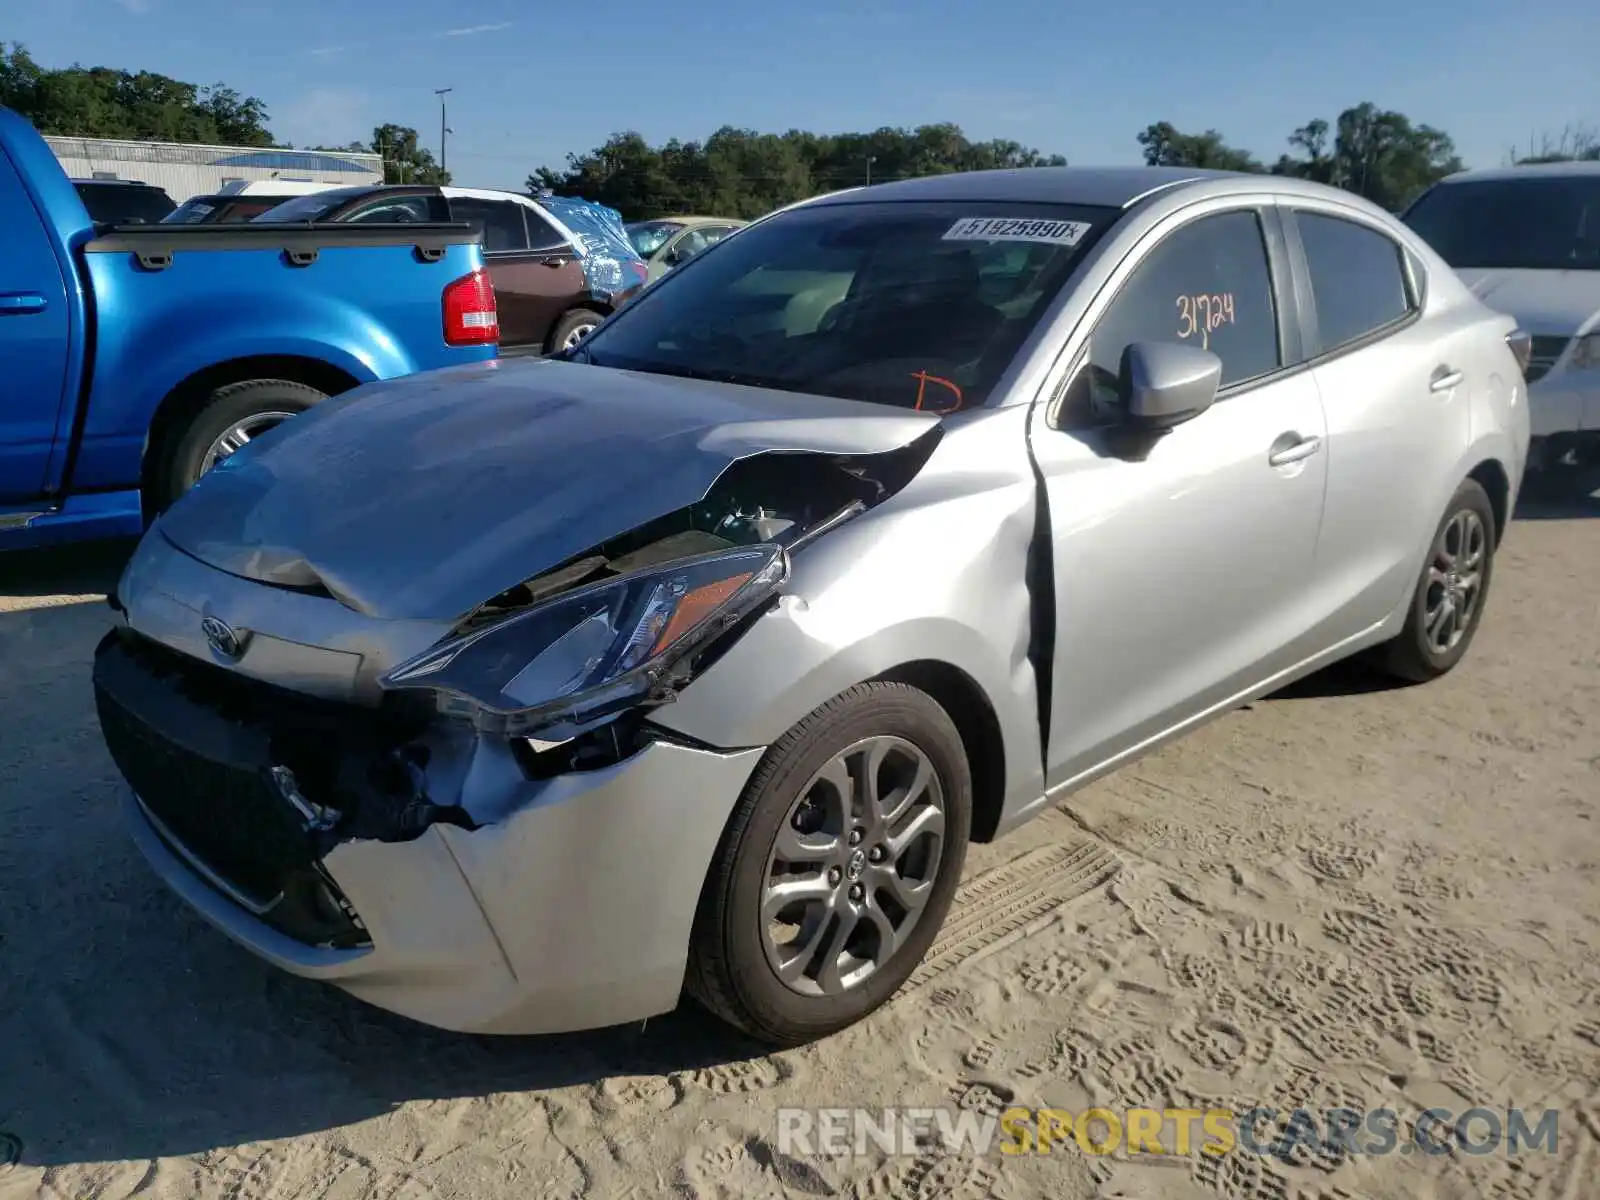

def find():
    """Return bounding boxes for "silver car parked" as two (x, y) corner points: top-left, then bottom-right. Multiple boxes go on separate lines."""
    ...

(95, 167), (1531, 1046)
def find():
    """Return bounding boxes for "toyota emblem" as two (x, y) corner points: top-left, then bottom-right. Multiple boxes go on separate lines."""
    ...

(201, 615), (245, 661)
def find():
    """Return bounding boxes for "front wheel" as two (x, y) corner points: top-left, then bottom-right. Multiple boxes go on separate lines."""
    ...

(1374, 478), (1497, 683)
(686, 682), (972, 1046)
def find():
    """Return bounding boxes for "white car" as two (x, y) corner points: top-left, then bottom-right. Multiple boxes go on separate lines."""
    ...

(1405, 162), (1600, 491)
(98, 167), (1529, 1044)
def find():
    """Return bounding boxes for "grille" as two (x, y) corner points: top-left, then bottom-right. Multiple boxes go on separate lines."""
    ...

(93, 629), (393, 947)
(1525, 335), (1569, 383)
(96, 659), (316, 905)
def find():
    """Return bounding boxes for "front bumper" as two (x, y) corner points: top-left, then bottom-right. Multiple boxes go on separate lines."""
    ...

(97, 629), (764, 1035)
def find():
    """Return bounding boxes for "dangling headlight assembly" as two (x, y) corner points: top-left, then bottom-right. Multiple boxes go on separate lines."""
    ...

(381, 545), (788, 736)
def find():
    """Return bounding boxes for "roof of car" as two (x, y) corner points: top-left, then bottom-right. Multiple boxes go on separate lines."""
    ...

(804, 165), (1386, 211)
(71, 178), (154, 187)
(809, 166), (1233, 209)
(645, 214), (747, 226)
(1433, 160), (1600, 184)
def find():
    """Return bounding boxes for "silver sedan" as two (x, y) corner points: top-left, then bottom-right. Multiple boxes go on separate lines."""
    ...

(95, 166), (1530, 1045)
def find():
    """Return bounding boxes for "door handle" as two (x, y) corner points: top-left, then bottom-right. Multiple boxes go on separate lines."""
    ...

(537, 257), (566, 268)
(0, 293), (47, 314)
(1429, 365), (1464, 392)
(1268, 434), (1323, 467)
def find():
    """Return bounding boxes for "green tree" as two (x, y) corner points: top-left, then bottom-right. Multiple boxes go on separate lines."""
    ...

(1136, 121), (1263, 171)
(370, 123), (450, 184)
(530, 123), (1066, 220)
(1274, 103), (1462, 210)
(1269, 119), (1337, 183)
(1, 42), (272, 145)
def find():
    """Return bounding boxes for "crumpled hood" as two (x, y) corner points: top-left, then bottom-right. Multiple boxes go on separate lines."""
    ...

(155, 358), (939, 622)
(1455, 268), (1600, 337)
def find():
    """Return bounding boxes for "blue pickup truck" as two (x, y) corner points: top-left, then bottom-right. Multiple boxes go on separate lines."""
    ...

(0, 107), (499, 550)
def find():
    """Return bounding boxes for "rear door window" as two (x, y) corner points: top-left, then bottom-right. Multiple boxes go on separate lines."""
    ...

(451, 198), (531, 252)
(524, 207), (569, 252)
(1294, 212), (1415, 354)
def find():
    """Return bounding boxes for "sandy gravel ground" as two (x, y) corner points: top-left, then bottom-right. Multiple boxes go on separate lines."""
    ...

(2, 489), (1597, 1200)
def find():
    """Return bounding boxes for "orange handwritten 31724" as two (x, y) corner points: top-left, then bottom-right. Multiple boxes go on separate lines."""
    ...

(1175, 293), (1235, 350)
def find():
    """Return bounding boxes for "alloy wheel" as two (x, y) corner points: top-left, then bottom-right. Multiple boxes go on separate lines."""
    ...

(562, 323), (597, 350)
(198, 410), (296, 477)
(1424, 508), (1487, 654)
(761, 735), (946, 996)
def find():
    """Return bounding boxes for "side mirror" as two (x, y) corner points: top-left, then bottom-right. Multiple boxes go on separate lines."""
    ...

(1118, 341), (1222, 433)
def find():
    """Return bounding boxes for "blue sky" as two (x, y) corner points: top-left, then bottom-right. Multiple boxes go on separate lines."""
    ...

(7, 0), (1598, 190)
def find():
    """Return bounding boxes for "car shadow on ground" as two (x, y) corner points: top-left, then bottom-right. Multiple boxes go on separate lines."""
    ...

(0, 547), (777, 1170)
(0, 537), (138, 598)
(1513, 489), (1600, 522)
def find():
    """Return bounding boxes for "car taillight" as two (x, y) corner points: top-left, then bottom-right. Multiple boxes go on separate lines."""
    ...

(443, 268), (499, 346)
(1506, 328), (1532, 377)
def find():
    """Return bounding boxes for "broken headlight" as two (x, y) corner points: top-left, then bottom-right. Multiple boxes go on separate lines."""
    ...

(380, 545), (787, 735)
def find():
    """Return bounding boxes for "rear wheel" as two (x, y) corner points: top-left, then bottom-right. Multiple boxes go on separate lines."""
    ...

(151, 379), (325, 511)
(686, 682), (971, 1046)
(547, 308), (606, 354)
(1375, 478), (1497, 683)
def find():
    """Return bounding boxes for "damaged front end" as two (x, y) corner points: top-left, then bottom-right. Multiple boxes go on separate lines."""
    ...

(93, 626), (448, 950)
(382, 446), (927, 742)
(96, 435), (940, 954)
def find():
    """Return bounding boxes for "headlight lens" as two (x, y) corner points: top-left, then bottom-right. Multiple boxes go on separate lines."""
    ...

(1570, 333), (1600, 371)
(381, 544), (787, 734)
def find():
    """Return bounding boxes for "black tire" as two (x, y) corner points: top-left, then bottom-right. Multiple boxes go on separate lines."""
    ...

(686, 682), (972, 1046)
(546, 307), (607, 354)
(1375, 478), (1497, 683)
(152, 378), (325, 511)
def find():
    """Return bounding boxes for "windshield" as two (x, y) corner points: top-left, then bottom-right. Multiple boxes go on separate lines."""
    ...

(1404, 176), (1600, 270)
(578, 200), (1115, 410)
(251, 188), (373, 223)
(627, 220), (683, 257)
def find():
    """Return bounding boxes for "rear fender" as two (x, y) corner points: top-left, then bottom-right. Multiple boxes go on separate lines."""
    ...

(85, 295), (406, 443)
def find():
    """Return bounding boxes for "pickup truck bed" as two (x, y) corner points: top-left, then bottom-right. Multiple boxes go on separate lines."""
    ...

(0, 105), (498, 550)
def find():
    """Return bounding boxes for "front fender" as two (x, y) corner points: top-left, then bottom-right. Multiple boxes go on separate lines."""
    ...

(651, 434), (1046, 824)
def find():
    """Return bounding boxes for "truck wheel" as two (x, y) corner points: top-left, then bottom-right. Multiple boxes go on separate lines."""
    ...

(685, 682), (971, 1046)
(1374, 478), (1497, 683)
(548, 308), (606, 354)
(153, 379), (325, 510)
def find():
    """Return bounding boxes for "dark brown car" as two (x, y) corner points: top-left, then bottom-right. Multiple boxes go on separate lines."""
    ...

(253, 185), (648, 351)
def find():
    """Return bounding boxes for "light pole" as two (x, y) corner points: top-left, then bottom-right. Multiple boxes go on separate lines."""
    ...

(865, 155), (877, 186)
(434, 87), (452, 174)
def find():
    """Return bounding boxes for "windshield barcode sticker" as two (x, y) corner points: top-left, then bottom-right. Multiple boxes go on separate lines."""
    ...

(942, 217), (1092, 246)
